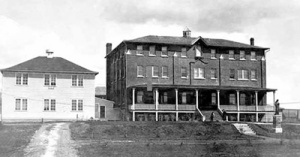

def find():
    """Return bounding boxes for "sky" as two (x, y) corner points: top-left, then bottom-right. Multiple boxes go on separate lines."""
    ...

(0, 0), (300, 109)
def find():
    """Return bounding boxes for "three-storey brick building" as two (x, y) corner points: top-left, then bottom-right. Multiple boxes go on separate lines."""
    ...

(106, 29), (277, 122)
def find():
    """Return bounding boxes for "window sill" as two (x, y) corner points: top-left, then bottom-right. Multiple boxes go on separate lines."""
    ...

(211, 57), (217, 60)
(161, 55), (168, 58)
(152, 76), (159, 78)
(136, 54), (144, 56)
(15, 84), (28, 86)
(149, 54), (156, 57)
(137, 76), (144, 78)
(162, 76), (169, 79)
(15, 110), (27, 112)
(194, 77), (205, 80)
(251, 59), (257, 61)
(251, 79), (257, 81)
(211, 78), (217, 80)
(71, 86), (84, 88)
(239, 58), (246, 61)
(238, 79), (249, 81)
(181, 56), (187, 58)
(229, 58), (235, 60)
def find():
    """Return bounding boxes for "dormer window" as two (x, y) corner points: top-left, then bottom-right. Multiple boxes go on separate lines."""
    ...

(251, 51), (256, 60)
(195, 47), (202, 57)
(161, 46), (168, 57)
(229, 50), (234, 59)
(149, 46), (156, 56)
(211, 49), (216, 59)
(136, 45), (143, 55)
(181, 47), (187, 57)
(240, 51), (245, 60)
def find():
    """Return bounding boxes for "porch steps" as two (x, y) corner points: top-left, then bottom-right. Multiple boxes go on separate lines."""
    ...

(201, 110), (223, 121)
(233, 123), (256, 135)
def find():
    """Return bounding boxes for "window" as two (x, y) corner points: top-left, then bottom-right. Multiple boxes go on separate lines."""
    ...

(16, 73), (28, 85)
(251, 51), (256, 60)
(211, 93), (217, 105)
(137, 91), (144, 103)
(181, 67), (187, 78)
(251, 70), (257, 80)
(71, 100), (83, 111)
(152, 66), (159, 77)
(72, 75), (84, 86)
(240, 51), (245, 60)
(229, 50), (234, 59)
(230, 69), (235, 79)
(211, 49), (216, 59)
(15, 99), (21, 110)
(137, 45), (143, 55)
(162, 66), (168, 78)
(238, 70), (249, 80)
(100, 106), (105, 118)
(182, 92), (187, 104)
(44, 99), (55, 111)
(45, 74), (56, 86)
(194, 68), (204, 79)
(137, 66), (144, 77)
(181, 48), (187, 57)
(16, 73), (22, 85)
(240, 93), (246, 105)
(211, 69), (217, 79)
(163, 92), (168, 104)
(149, 46), (156, 56)
(229, 94), (236, 105)
(195, 47), (202, 57)
(161, 46), (168, 56)
(22, 99), (27, 110)
(23, 74), (28, 85)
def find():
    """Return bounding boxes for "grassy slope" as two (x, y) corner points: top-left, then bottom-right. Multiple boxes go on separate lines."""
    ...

(0, 123), (41, 156)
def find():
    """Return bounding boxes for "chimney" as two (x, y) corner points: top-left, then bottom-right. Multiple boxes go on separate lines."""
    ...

(183, 27), (191, 38)
(106, 43), (112, 55)
(46, 49), (54, 58)
(250, 38), (254, 46)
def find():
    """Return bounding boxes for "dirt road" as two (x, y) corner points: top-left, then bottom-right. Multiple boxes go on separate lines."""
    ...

(24, 123), (77, 157)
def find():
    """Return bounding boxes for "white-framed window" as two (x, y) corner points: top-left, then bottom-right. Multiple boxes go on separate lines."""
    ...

(163, 92), (168, 103)
(137, 66), (144, 77)
(15, 99), (27, 111)
(240, 51), (246, 60)
(137, 91), (144, 103)
(194, 68), (205, 79)
(161, 46), (168, 57)
(72, 75), (84, 86)
(162, 66), (168, 78)
(195, 47), (202, 57)
(251, 70), (257, 80)
(149, 46), (156, 56)
(72, 99), (83, 111)
(44, 74), (56, 86)
(181, 67), (187, 78)
(16, 73), (28, 85)
(230, 69), (235, 79)
(44, 99), (55, 111)
(182, 92), (187, 104)
(152, 66), (159, 77)
(211, 69), (217, 79)
(229, 50), (235, 59)
(211, 49), (216, 59)
(251, 51), (256, 60)
(238, 70), (249, 80)
(181, 47), (187, 57)
(136, 45), (144, 55)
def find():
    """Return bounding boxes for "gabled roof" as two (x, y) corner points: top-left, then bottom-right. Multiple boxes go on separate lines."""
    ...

(1, 56), (98, 74)
(125, 35), (268, 49)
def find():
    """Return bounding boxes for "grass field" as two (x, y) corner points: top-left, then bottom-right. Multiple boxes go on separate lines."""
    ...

(0, 123), (41, 157)
(71, 121), (293, 157)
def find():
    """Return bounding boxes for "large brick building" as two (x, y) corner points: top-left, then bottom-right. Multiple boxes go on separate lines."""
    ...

(105, 29), (277, 122)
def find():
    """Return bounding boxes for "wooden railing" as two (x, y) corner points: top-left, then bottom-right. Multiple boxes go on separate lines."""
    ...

(220, 105), (274, 111)
(129, 104), (195, 111)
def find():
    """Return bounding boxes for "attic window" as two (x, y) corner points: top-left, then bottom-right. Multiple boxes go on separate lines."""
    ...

(161, 47), (168, 57)
(181, 48), (187, 57)
(195, 47), (202, 57)
(136, 45), (144, 55)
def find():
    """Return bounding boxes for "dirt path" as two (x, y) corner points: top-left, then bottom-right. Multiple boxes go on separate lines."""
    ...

(24, 122), (78, 157)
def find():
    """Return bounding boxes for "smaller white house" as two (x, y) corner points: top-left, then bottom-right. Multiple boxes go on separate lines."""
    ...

(0, 51), (98, 122)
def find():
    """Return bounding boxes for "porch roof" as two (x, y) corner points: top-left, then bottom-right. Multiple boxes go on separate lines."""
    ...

(129, 84), (277, 92)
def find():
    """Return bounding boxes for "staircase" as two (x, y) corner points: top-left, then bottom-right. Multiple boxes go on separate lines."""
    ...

(201, 110), (223, 122)
(233, 123), (256, 135)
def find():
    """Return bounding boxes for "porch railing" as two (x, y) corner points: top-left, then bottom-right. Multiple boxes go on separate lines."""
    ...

(129, 104), (195, 111)
(220, 105), (274, 112)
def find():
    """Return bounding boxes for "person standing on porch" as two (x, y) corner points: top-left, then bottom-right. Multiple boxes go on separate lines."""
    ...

(210, 112), (215, 122)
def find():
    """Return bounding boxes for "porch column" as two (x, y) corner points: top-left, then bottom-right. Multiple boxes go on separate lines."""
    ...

(255, 91), (258, 122)
(217, 90), (220, 109)
(273, 91), (276, 105)
(132, 88), (136, 121)
(175, 89), (179, 121)
(196, 89), (199, 109)
(155, 88), (159, 121)
(237, 90), (240, 122)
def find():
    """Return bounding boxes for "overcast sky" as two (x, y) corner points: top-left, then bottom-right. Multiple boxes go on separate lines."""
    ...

(0, 0), (300, 108)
